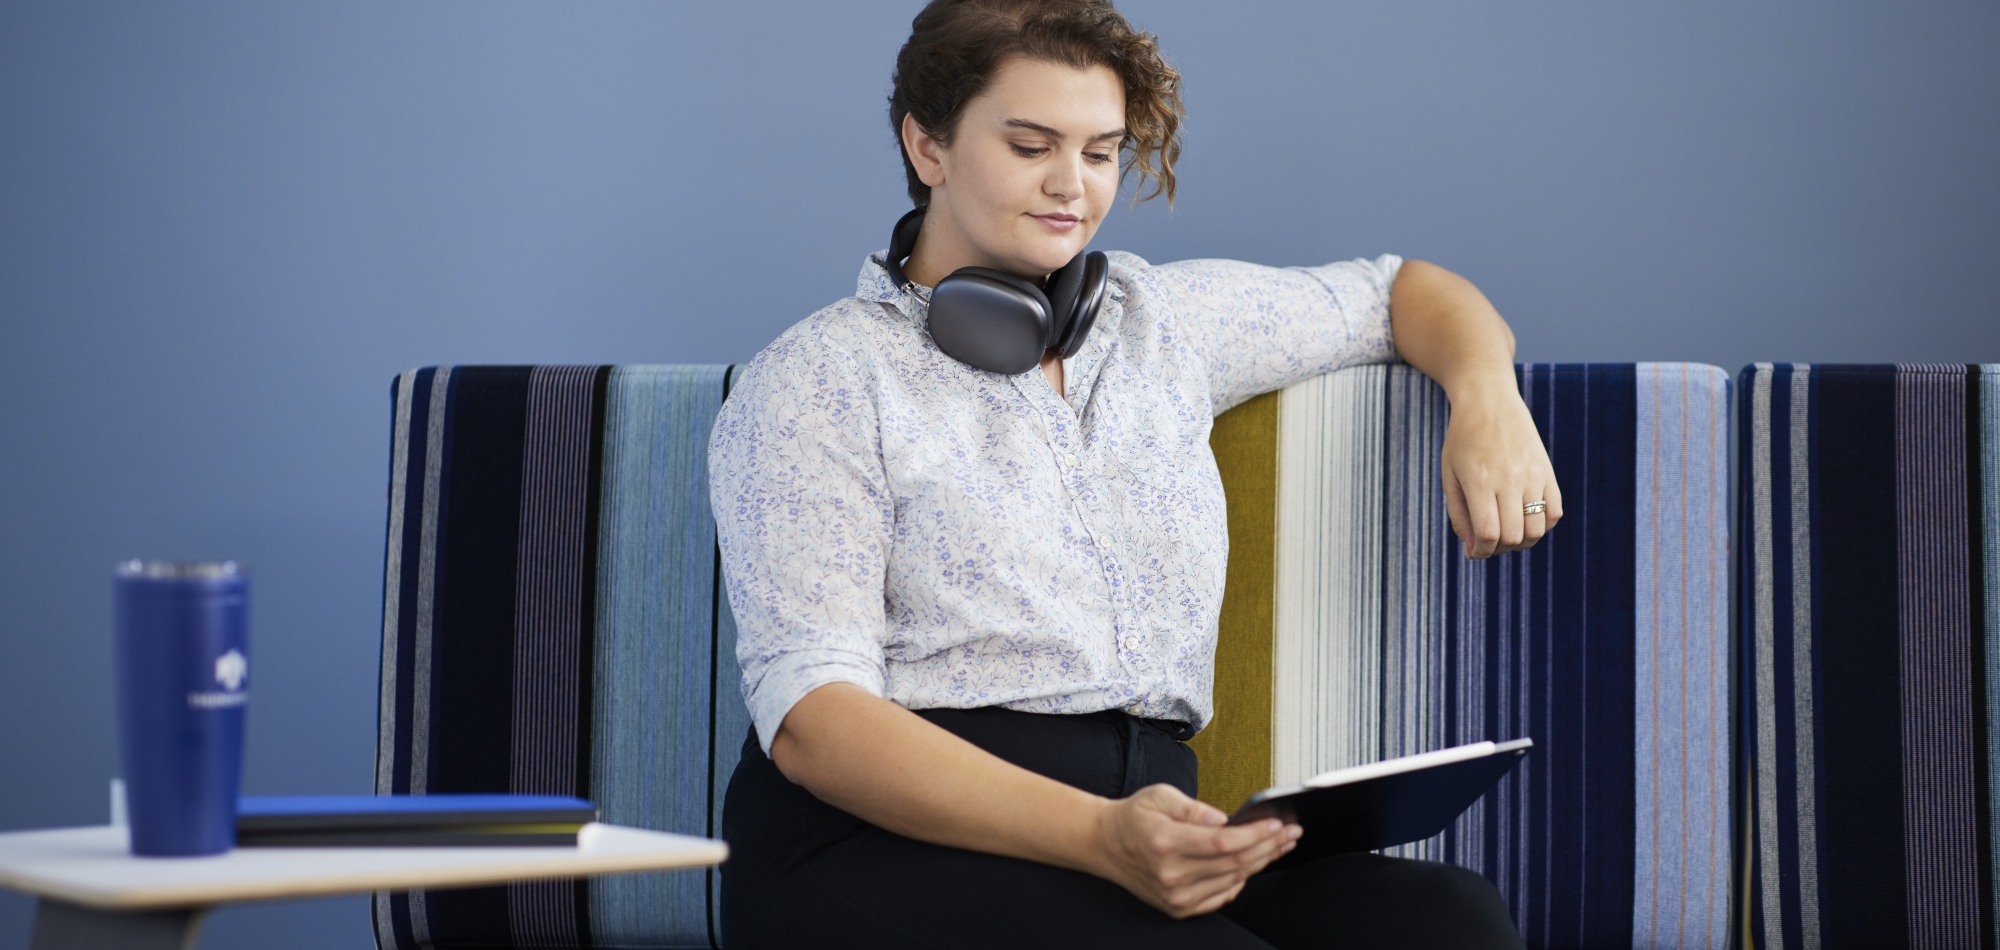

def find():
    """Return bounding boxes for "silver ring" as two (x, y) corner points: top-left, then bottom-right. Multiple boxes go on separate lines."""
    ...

(1523, 500), (1547, 516)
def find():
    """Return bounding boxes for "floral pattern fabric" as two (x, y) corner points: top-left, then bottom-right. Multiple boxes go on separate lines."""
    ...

(710, 250), (1401, 752)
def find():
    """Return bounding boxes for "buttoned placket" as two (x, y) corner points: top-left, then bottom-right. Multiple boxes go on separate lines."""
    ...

(896, 279), (1152, 707)
(1007, 357), (1150, 701)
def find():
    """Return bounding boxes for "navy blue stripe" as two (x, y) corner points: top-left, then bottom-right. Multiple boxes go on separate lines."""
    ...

(1969, 365), (1995, 950)
(1732, 366), (1754, 948)
(573, 366), (610, 950)
(706, 364), (738, 950)
(1521, 364), (1554, 947)
(386, 892), (415, 950)
(1557, 364), (1638, 948)
(1809, 365), (1908, 950)
(423, 365), (531, 944)
(1443, 364), (1638, 949)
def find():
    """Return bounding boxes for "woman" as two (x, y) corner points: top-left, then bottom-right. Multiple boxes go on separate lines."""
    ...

(709, 1), (1561, 946)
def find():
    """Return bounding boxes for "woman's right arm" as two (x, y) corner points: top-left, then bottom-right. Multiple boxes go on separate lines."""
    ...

(774, 682), (1299, 918)
(711, 319), (1296, 918)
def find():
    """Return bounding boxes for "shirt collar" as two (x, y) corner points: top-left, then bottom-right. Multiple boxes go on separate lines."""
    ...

(859, 252), (931, 324)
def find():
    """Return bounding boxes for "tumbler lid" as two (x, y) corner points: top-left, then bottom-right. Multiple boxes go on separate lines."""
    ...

(116, 560), (244, 579)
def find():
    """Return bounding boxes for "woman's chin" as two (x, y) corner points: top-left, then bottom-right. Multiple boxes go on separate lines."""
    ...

(1005, 244), (1088, 278)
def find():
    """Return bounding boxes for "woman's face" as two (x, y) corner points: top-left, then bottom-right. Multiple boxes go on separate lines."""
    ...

(908, 57), (1126, 280)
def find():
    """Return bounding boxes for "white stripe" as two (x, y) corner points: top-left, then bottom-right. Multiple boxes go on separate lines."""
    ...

(410, 367), (451, 797)
(371, 891), (395, 949)
(1749, 364), (1785, 950)
(409, 888), (433, 949)
(376, 369), (416, 796)
(1272, 368), (1384, 786)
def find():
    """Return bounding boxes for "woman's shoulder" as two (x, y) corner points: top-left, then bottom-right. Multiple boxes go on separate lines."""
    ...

(723, 292), (910, 419)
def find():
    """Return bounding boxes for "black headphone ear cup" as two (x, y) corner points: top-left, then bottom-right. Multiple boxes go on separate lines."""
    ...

(927, 267), (1054, 375)
(1044, 253), (1087, 349)
(1051, 252), (1108, 359)
(885, 207), (926, 288)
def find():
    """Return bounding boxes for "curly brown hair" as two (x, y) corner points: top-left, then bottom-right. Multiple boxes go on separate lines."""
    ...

(889, 0), (1184, 209)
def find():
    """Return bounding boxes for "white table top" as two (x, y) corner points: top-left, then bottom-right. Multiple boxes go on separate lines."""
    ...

(0, 824), (727, 911)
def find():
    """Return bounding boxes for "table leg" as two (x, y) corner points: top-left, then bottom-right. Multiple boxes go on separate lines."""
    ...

(28, 898), (206, 950)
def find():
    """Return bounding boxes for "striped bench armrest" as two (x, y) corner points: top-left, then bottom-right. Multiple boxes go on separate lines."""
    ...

(1739, 363), (1999, 949)
(1196, 362), (1734, 950)
(374, 365), (745, 950)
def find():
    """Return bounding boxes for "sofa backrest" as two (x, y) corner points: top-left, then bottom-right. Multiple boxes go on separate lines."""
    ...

(1195, 362), (1735, 950)
(370, 359), (1742, 950)
(373, 365), (744, 950)
(1737, 363), (2000, 950)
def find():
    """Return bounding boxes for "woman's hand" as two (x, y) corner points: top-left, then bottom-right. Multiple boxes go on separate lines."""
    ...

(1087, 784), (1300, 918)
(776, 685), (1290, 919)
(1387, 260), (1563, 559)
(1440, 377), (1563, 559)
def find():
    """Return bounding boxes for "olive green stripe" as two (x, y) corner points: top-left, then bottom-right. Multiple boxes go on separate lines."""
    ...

(1192, 390), (1280, 812)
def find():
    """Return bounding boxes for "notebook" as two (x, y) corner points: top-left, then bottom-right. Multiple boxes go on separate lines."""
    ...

(236, 794), (597, 847)
(1229, 738), (1532, 870)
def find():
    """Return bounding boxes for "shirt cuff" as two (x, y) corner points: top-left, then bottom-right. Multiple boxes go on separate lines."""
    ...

(1369, 253), (1404, 363)
(745, 648), (889, 756)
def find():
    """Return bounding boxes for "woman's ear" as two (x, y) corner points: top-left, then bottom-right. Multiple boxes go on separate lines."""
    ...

(901, 113), (948, 189)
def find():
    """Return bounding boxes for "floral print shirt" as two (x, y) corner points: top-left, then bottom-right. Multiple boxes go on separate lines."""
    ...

(711, 249), (1401, 752)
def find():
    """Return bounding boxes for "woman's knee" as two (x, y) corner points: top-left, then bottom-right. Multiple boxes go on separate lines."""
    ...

(1396, 861), (1521, 949)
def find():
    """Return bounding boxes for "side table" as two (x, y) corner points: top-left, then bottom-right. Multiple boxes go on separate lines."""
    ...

(0, 824), (726, 949)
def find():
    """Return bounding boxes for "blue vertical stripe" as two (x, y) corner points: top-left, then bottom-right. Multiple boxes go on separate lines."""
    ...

(589, 365), (733, 948)
(1631, 363), (1733, 950)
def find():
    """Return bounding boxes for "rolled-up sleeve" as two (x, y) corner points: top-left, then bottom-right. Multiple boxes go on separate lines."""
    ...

(709, 321), (894, 754)
(1150, 254), (1402, 413)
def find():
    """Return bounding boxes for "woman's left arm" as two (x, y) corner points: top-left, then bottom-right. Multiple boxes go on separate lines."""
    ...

(1389, 260), (1563, 559)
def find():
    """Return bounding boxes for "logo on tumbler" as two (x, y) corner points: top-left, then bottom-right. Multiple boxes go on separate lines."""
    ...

(215, 649), (247, 691)
(187, 649), (249, 710)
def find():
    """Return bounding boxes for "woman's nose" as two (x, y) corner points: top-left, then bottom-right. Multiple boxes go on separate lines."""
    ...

(1045, 152), (1084, 201)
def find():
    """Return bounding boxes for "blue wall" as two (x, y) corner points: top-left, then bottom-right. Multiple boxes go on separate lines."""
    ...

(1, 1), (1994, 946)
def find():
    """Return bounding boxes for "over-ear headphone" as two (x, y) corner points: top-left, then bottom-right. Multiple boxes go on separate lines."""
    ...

(883, 207), (1108, 376)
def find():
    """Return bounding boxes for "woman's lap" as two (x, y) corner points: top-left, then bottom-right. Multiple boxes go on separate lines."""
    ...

(720, 708), (1522, 950)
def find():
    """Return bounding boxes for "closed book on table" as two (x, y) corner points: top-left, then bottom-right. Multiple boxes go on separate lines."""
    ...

(236, 794), (597, 847)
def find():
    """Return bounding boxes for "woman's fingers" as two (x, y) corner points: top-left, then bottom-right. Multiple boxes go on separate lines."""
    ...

(1541, 477), (1565, 532)
(1521, 502), (1547, 549)
(1443, 466), (1475, 557)
(1497, 479), (1527, 552)
(1166, 817), (1284, 859)
(1154, 826), (1299, 917)
(1463, 475), (1502, 559)
(1114, 785), (1307, 917)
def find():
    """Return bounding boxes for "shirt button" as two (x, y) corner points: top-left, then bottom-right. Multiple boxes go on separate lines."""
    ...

(1122, 636), (1141, 651)
(1064, 453), (1079, 467)
(1125, 703), (1145, 715)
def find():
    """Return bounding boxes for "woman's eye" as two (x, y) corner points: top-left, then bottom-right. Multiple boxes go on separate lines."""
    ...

(1086, 152), (1114, 164)
(1010, 144), (1050, 158)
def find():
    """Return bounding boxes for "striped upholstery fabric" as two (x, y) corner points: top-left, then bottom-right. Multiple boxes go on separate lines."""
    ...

(373, 365), (745, 950)
(1193, 363), (1734, 950)
(1738, 363), (2000, 950)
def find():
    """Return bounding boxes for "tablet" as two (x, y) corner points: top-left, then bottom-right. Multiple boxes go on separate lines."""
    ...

(1229, 738), (1532, 870)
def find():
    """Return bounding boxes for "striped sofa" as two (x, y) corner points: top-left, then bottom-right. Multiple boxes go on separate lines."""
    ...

(371, 361), (1745, 949)
(374, 366), (745, 949)
(1191, 363), (1735, 950)
(1737, 363), (2000, 950)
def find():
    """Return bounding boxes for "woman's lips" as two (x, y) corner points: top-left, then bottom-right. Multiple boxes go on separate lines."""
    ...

(1031, 213), (1080, 232)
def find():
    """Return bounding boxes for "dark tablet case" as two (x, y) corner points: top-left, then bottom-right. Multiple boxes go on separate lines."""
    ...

(1230, 744), (1530, 871)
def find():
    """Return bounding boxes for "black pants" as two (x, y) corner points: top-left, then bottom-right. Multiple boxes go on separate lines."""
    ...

(720, 707), (1524, 950)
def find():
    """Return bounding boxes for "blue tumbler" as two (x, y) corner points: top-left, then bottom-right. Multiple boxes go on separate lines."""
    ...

(114, 561), (249, 856)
